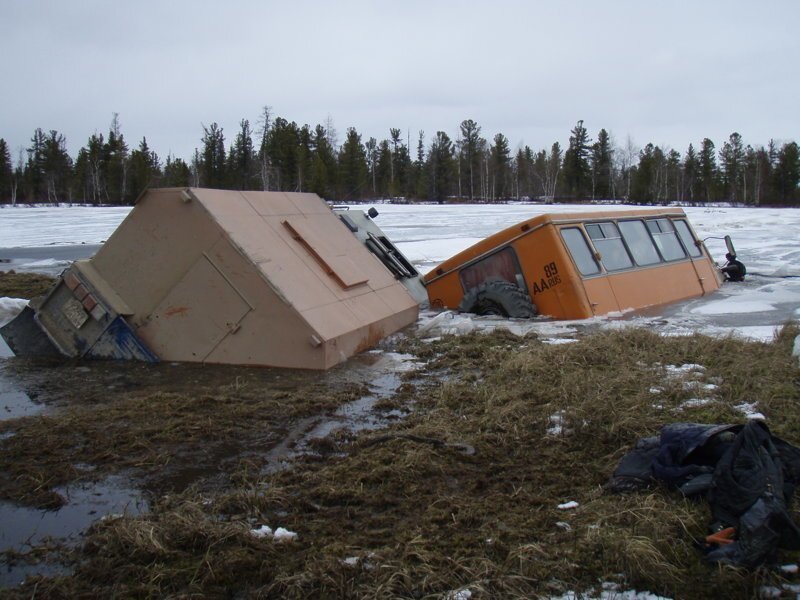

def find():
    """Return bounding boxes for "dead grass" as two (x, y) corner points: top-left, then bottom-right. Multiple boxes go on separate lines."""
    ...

(3, 323), (800, 598)
(0, 271), (55, 299)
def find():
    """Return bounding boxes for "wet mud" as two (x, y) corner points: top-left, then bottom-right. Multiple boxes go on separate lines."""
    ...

(0, 343), (423, 587)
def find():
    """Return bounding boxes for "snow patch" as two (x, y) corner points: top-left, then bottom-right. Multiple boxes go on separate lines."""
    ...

(445, 589), (472, 600)
(250, 525), (273, 538)
(0, 297), (28, 327)
(250, 525), (297, 542)
(273, 527), (298, 542)
(547, 411), (569, 436)
(734, 402), (766, 421)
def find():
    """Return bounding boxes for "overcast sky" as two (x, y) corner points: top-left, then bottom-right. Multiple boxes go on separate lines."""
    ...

(1, 0), (798, 163)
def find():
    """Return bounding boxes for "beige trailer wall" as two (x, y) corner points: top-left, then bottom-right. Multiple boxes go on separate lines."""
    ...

(84, 188), (418, 369)
(90, 188), (224, 327)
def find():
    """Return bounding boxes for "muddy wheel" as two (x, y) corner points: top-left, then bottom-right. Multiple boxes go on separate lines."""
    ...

(458, 279), (537, 318)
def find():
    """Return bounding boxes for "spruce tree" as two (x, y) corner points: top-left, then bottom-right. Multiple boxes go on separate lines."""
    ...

(0, 139), (12, 203)
(338, 127), (368, 201)
(682, 144), (699, 204)
(591, 129), (614, 199)
(227, 119), (255, 190)
(698, 138), (718, 202)
(163, 154), (191, 187)
(127, 137), (161, 201)
(41, 130), (72, 203)
(200, 123), (226, 188)
(459, 119), (482, 201)
(104, 114), (129, 204)
(427, 131), (455, 203)
(562, 120), (592, 199)
(490, 133), (511, 201)
(772, 142), (800, 204)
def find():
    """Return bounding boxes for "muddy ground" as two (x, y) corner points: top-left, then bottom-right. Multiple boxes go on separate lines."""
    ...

(1, 273), (800, 598)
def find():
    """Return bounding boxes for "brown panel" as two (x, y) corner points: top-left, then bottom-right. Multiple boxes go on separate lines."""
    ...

(282, 218), (369, 289)
(137, 255), (251, 362)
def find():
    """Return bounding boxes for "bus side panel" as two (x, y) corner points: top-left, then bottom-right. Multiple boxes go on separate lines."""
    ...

(512, 227), (594, 319)
(692, 258), (723, 293)
(425, 271), (468, 311)
(607, 261), (705, 311)
(582, 277), (620, 316)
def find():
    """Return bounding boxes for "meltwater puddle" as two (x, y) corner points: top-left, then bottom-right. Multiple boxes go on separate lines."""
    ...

(262, 351), (421, 473)
(0, 475), (147, 588)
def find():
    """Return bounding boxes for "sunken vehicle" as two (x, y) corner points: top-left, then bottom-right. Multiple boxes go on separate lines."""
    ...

(2, 192), (743, 369)
(424, 208), (744, 320)
(1, 188), (422, 370)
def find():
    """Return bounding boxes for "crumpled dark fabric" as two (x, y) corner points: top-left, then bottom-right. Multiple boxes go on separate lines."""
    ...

(608, 420), (800, 567)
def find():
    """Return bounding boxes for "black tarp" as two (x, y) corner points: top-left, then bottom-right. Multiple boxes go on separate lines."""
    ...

(609, 420), (800, 567)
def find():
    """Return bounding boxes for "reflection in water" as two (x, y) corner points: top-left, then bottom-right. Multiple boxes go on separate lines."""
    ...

(0, 476), (147, 587)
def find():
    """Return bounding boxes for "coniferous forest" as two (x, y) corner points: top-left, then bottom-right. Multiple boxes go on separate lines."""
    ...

(0, 110), (798, 206)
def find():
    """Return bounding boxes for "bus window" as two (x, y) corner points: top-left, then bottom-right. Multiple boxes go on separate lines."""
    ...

(618, 220), (661, 266)
(585, 222), (633, 271)
(561, 227), (600, 275)
(646, 218), (686, 261)
(673, 220), (703, 257)
(460, 246), (523, 291)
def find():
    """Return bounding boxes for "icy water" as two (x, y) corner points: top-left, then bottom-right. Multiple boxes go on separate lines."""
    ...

(0, 476), (146, 587)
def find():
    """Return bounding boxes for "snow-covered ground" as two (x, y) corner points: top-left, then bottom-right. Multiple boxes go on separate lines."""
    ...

(1, 202), (799, 343)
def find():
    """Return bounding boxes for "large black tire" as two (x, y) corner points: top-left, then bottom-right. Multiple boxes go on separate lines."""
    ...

(458, 279), (537, 318)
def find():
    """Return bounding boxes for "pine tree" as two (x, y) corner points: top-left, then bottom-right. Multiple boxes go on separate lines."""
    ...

(256, 105), (273, 191)
(308, 124), (337, 199)
(23, 128), (47, 202)
(0, 139), (12, 203)
(459, 119), (482, 201)
(104, 113), (129, 204)
(590, 129), (614, 199)
(41, 130), (72, 202)
(264, 117), (301, 191)
(562, 120), (592, 199)
(490, 133), (511, 200)
(412, 130), (427, 200)
(163, 154), (191, 187)
(200, 122), (226, 188)
(364, 137), (378, 196)
(338, 127), (368, 201)
(682, 144), (699, 203)
(772, 142), (800, 204)
(127, 137), (161, 201)
(227, 119), (255, 190)
(427, 131), (455, 203)
(630, 143), (655, 203)
(719, 132), (745, 203)
(698, 138), (718, 202)
(375, 140), (392, 197)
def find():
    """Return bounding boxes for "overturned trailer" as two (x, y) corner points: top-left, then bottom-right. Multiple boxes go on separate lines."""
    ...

(1, 188), (419, 369)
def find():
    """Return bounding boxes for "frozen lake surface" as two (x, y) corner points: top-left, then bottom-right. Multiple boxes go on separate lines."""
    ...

(1, 201), (799, 342)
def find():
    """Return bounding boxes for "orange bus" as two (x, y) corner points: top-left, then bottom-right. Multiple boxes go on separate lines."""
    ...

(423, 208), (725, 320)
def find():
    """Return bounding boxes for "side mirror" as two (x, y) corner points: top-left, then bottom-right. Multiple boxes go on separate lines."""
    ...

(724, 235), (737, 260)
(367, 207), (379, 219)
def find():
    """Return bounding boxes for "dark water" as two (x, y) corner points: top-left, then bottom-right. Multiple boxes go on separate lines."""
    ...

(0, 476), (147, 587)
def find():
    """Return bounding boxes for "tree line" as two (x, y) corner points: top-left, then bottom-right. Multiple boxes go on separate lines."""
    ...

(0, 110), (798, 206)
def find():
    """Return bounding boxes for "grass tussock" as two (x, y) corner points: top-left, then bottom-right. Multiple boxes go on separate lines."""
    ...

(0, 270), (55, 299)
(3, 323), (800, 598)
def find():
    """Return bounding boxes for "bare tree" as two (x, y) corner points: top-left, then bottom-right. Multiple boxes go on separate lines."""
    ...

(257, 105), (272, 190)
(616, 135), (639, 200)
(324, 114), (338, 152)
